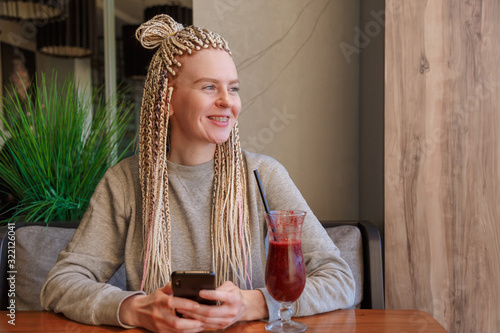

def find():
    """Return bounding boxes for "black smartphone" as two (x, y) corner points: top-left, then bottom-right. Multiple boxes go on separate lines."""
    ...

(171, 271), (217, 306)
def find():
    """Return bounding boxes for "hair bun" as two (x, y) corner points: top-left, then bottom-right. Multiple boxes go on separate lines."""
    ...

(136, 14), (184, 49)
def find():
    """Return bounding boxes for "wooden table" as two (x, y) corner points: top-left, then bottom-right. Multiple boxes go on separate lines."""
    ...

(0, 309), (448, 332)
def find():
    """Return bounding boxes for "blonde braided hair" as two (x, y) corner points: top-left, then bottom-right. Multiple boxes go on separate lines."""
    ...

(136, 15), (252, 294)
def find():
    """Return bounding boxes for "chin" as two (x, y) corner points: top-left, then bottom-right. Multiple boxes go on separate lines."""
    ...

(212, 135), (232, 145)
(214, 138), (230, 145)
(210, 132), (233, 145)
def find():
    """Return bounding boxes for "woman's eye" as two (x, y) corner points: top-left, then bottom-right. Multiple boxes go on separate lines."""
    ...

(203, 85), (216, 90)
(230, 86), (240, 93)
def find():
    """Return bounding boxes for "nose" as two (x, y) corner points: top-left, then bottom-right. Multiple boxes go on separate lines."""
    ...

(215, 90), (232, 109)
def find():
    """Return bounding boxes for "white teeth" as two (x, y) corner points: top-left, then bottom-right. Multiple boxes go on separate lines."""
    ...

(209, 116), (229, 121)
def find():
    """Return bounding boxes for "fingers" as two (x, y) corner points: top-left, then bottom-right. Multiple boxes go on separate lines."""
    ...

(135, 305), (206, 332)
(199, 281), (239, 305)
(151, 286), (202, 312)
(177, 307), (235, 330)
(144, 304), (206, 332)
(158, 313), (207, 332)
(177, 281), (244, 330)
(129, 287), (208, 333)
(135, 281), (266, 331)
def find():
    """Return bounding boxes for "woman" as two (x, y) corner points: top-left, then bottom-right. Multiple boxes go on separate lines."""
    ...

(41, 15), (355, 332)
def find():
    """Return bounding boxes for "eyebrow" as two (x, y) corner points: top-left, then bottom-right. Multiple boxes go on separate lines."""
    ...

(193, 77), (240, 85)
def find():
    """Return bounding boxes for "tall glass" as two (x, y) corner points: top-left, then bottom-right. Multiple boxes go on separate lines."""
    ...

(264, 210), (307, 333)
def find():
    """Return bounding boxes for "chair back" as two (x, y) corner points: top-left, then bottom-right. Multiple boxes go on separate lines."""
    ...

(0, 222), (126, 310)
(0, 220), (383, 310)
(321, 220), (384, 309)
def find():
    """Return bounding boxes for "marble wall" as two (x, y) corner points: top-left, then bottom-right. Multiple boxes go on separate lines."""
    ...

(194, 0), (360, 220)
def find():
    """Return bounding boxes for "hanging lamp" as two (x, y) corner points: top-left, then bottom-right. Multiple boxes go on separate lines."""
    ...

(0, 0), (64, 21)
(37, 0), (96, 58)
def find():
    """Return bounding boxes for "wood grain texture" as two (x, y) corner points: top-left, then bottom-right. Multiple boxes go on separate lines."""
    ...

(0, 310), (448, 332)
(385, 0), (500, 332)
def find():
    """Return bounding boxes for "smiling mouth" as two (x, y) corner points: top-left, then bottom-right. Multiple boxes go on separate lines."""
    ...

(208, 116), (229, 122)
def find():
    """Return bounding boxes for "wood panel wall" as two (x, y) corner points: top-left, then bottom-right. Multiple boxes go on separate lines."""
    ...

(385, 1), (500, 332)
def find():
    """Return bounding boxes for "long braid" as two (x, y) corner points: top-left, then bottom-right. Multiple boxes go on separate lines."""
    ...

(137, 15), (252, 294)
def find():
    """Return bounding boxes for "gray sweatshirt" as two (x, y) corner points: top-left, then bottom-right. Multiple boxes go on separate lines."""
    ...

(41, 151), (355, 327)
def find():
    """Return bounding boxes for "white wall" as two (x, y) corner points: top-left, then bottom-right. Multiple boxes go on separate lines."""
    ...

(194, 0), (360, 220)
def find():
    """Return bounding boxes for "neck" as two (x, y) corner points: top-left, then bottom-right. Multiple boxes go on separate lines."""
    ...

(168, 142), (216, 166)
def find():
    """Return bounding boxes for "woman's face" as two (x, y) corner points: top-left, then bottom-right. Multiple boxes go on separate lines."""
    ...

(168, 48), (241, 150)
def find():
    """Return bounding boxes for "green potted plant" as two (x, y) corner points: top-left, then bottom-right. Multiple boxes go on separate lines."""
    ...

(0, 72), (134, 224)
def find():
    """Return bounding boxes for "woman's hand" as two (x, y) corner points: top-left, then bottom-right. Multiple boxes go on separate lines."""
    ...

(176, 281), (269, 330)
(119, 282), (207, 333)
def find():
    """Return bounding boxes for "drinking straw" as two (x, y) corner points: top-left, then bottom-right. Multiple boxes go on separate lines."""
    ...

(253, 169), (279, 240)
(253, 169), (271, 214)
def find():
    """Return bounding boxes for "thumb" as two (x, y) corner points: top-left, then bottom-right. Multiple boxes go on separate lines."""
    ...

(159, 281), (173, 295)
(217, 281), (237, 291)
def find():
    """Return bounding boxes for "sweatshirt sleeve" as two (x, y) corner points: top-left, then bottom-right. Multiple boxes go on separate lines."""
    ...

(40, 166), (144, 327)
(255, 157), (356, 319)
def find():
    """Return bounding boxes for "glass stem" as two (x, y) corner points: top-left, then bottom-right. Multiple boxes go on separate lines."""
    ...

(279, 302), (293, 323)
